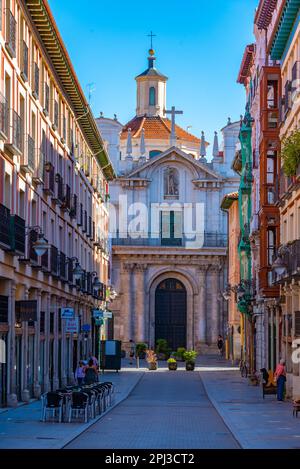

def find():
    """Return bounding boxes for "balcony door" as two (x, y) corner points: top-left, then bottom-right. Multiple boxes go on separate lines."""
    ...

(161, 211), (182, 246)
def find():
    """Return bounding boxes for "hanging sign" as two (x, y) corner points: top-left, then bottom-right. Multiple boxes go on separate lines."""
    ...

(103, 311), (113, 319)
(65, 317), (79, 333)
(92, 309), (103, 319)
(61, 308), (75, 319)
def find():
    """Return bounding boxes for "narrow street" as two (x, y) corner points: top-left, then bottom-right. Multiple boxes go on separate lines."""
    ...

(66, 368), (240, 449)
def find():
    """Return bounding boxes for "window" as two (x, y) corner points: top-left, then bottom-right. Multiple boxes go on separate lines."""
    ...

(149, 87), (156, 106)
(161, 210), (182, 246)
(267, 228), (276, 266)
(4, 173), (11, 209)
(149, 150), (162, 158)
(19, 190), (25, 219)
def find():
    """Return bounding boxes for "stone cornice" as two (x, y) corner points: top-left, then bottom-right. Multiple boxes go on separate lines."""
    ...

(113, 246), (227, 258)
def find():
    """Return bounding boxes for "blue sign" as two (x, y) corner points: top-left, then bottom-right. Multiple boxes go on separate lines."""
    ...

(92, 309), (103, 319)
(82, 324), (91, 332)
(61, 308), (74, 319)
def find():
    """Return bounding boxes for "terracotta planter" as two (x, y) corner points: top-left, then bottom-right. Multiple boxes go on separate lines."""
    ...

(148, 362), (157, 370)
(168, 362), (177, 371)
(185, 361), (195, 371)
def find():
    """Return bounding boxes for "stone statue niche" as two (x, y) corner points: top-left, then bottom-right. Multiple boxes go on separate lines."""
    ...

(164, 167), (179, 199)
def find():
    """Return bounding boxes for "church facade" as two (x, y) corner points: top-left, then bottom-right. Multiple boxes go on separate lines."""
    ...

(97, 49), (240, 353)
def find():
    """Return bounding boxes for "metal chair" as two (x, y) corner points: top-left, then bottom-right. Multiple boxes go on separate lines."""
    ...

(41, 392), (63, 423)
(68, 392), (89, 423)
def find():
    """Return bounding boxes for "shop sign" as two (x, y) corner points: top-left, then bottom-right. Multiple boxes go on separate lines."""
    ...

(103, 311), (113, 319)
(61, 308), (75, 319)
(95, 318), (104, 326)
(92, 309), (103, 319)
(65, 317), (79, 333)
(15, 300), (37, 322)
(82, 324), (91, 332)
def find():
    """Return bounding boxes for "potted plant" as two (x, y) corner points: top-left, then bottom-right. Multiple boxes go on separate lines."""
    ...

(183, 350), (197, 371)
(136, 342), (147, 359)
(174, 347), (186, 362)
(155, 339), (171, 360)
(146, 349), (157, 370)
(167, 358), (177, 371)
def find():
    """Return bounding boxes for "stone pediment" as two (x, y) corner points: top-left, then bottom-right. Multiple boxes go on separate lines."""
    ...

(125, 146), (223, 181)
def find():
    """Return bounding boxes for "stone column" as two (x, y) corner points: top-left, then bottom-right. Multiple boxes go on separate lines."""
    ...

(210, 265), (220, 345)
(195, 266), (207, 347)
(120, 263), (134, 349)
(61, 297), (67, 387)
(7, 281), (17, 407)
(53, 295), (59, 390)
(33, 289), (42, 398)
(21, 288), (30, 402)
(134, 264), (147, 342)
(43, 293), (50, 392)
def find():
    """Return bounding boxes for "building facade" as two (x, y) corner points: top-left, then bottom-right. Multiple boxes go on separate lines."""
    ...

(220, 192), (241, 362)
(97, 49), (240, 354)
(269, 0), (300, 398)
(0, 0), (114, 407)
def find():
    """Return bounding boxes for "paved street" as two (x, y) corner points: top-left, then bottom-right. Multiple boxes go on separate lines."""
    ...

(1, 356), (300, 449)
(66, 366), (240, 449)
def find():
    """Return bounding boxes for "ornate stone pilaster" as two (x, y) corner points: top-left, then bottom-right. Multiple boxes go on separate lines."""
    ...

(120, 262), (135, 346)
(134, 264), (148, 342)
(210, 265), (221, 345)
(7, 281), (17, 407)
(195, 266), (207, 346)
(34, 289), (42, 398)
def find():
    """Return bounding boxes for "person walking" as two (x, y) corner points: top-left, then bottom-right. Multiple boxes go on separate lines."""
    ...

(274, 358), (286, 402)
(74, 360), (85, 386)
(84, 358), (98, 384)
(129, 339), (136, 365)
(217, 335), (224, 357)
(88, 353), (98, 368)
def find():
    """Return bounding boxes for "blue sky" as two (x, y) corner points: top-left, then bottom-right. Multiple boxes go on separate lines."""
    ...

(48, 0), (258, 151)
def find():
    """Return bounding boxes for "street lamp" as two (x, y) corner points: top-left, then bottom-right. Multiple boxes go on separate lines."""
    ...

(72, 259), (84, 281)
(26, 226), (51, 257)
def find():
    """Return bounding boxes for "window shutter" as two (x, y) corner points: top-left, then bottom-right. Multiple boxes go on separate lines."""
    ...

(161, 211), (170, 239)
(173, 211), (182, 239)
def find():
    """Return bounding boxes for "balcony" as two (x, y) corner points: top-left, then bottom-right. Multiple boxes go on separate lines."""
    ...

(43, 162), (55, 195)
(83, 210), (87, 233)
(77, 203), (83, 226)
(0, 92), (9, 140)
(59, 251), (67, 282)
(5, 110), (23, 156)
(273, 240), (300, 284)
(112, 232), (228, 248)
(21, 134), (35, 174)
(61, 184), (71, 212)
(5, 10), (16, 58)
(52, 174), (64, 205)
(32, 63), (39, 100)
(32, 150), (44, 185)
(50, 245), (59, 277)
(9, 215), (25, 256)
(20, 41), (28, 82)
(67, 257), (74, 285)
(53, 101), (59, 130)
(69, 194), (77, 219)
(0, 203), (11, 250)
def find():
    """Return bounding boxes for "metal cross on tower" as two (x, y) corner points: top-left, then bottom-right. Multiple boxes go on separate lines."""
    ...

(147, 31), (156, 50)
(165, 106), (183, 147)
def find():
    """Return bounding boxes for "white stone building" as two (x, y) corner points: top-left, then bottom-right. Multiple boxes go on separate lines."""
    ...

(96, 49), (240, 353)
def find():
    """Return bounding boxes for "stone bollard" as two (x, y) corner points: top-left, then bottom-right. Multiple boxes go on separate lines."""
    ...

(7, 393), (18, 408)
(21, 389), (31, 403)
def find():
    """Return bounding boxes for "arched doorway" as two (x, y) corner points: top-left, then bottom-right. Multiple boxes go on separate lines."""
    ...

(155, 278), (187, 351)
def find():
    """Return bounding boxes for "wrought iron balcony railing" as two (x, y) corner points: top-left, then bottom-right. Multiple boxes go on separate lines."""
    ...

(112, 232), (228, 248)
(5, 10), (16, 58)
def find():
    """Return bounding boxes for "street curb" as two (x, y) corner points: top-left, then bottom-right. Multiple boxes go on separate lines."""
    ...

(198, 372), (243, 449)
(60, 372), (145, 449)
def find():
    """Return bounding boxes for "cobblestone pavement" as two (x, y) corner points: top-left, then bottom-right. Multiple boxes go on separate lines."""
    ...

(66, 369), (240, 449)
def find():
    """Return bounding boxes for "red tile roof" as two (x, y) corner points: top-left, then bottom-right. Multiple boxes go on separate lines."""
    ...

(121, 115), (202, 144)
